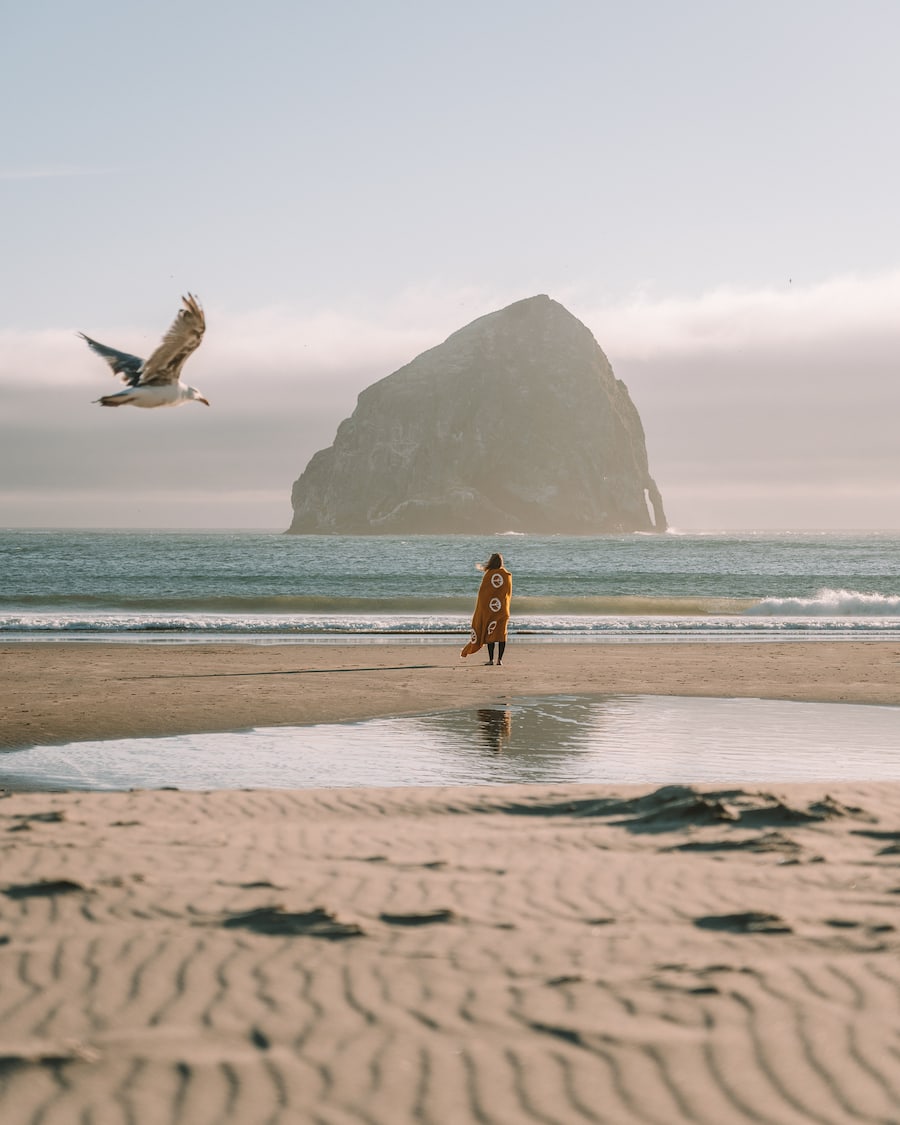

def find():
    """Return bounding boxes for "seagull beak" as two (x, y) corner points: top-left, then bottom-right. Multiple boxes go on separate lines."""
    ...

(198, 397), (210, 406)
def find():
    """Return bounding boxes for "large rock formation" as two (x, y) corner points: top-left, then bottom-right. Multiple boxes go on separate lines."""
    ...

(288, 295), (667, 534)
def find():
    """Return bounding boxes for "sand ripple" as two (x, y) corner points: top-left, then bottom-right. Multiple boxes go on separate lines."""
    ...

(1, 782), (899, 1123)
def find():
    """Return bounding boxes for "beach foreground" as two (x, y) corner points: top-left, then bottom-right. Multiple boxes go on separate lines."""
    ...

(1, 641), (899, 1123)
(1, 781), (900, 1123)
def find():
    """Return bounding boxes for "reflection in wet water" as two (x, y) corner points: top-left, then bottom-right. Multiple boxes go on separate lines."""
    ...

(1, 694), (898, 792)
(476, 709), (512, 753)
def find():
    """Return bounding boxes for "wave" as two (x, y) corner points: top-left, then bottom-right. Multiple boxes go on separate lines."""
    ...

(0, 594), (477, 614)
(3, 612), (900, 641)
(744, 588), (900, 617)
(0, 614), (466, 635)
(2, 590), (898, 639)
(0, 594), (754, 616)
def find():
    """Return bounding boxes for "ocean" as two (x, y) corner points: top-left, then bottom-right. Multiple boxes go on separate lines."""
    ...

(1, 528), (898, 643)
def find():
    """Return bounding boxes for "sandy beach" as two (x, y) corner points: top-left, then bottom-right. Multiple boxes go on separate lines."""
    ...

(1, 641), (899, 1123)
(2, 640), (898, 750)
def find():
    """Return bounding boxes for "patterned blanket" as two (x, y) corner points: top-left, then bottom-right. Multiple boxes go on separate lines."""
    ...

(460, 567), (512, 658)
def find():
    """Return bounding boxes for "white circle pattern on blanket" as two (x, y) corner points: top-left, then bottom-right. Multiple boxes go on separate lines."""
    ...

(489, 597), (502, 612)
(491, 572), (504, 588)
(487, 621), (497, 634)
(470, 629), (477, 643)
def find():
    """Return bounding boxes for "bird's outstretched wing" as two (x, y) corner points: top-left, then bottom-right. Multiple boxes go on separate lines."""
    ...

(79, 335), (145, 386)
(138, 294), (206, 386)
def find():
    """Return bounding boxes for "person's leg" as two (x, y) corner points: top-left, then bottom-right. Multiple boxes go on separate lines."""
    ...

(486, 643), (495, 664)
(497, 641), (506, 665)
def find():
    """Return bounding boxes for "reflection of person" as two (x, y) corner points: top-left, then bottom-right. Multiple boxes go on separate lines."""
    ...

(477, 708), (512, 752)
(460, 552), (512, 665)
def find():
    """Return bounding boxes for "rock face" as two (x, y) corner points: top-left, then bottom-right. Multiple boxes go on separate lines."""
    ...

(288, 295), (667, 534)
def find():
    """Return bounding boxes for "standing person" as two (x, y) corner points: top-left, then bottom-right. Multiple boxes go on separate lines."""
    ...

(460, 552), (512, 665)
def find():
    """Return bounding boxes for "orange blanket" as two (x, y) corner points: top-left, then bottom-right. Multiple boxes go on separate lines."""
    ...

(460, 567), (512, 658)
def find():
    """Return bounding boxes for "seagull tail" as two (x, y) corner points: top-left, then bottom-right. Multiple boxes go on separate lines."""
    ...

(94, 394), (131, 407)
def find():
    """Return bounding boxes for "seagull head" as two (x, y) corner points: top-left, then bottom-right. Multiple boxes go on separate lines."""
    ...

(186, 386), (210, 406)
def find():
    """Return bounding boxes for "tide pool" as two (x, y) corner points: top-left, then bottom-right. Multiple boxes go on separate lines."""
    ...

(2, 695), (897, 791)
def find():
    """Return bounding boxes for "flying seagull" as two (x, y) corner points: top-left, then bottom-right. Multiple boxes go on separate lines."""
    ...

(81, 294), (209, 408)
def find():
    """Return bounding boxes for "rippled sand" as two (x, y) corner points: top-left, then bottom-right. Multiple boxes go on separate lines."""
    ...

(2, 782), (900, 1123)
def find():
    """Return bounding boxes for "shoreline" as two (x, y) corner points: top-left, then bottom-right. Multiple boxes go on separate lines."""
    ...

(2, 639), (898, 751)
(5, 628), (899, 642)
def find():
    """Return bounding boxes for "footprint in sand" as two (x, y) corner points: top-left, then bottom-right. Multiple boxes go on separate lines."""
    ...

(379, 909), (456, 926)
(221, 905), (364, 939)
(694, 911), (792, 934)
(3, 879), (87, 899)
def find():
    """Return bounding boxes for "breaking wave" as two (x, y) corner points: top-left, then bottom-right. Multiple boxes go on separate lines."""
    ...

(2, 590), (899, 641)
(744, 588), (900, 617)
(3, 611), (900, 642)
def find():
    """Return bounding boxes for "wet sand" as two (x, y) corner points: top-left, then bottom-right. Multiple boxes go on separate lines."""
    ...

(2, 640), (898, 750)
(1, 641), (899, 1122)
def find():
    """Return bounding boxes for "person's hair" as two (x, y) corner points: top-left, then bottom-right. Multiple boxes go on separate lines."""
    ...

(484, 552), (504, 570)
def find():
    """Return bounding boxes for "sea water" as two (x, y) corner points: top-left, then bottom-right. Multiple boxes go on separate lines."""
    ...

(1, 528), (898, 642)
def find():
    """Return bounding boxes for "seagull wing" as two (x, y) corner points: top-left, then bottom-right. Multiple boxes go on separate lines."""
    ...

(79, 334), (145, 386)
(138, 294), (206, 386)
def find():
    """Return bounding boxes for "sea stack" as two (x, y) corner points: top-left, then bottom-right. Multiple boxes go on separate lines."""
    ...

(288, 295), (667, 534)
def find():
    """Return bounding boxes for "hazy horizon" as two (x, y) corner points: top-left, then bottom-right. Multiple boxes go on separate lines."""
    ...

(4, 527), (899, 536)
(3, 2), (899, 532)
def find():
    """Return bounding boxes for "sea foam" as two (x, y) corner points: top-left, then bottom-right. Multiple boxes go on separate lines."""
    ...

(745, 588), (900, 616)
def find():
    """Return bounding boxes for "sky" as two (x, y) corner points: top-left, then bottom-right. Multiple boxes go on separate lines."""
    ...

(2, 0), (899, 531)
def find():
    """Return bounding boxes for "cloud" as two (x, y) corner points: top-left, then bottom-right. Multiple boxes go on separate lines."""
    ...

(662, 480), (900, 533)
(0, 284), (511, 414)
(8, 269), (899, 391)
(0, 329), (88, 389)
(574, 270), (900, 359)
(201, 305), (436, 381)
(0, 486), (290, 530)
